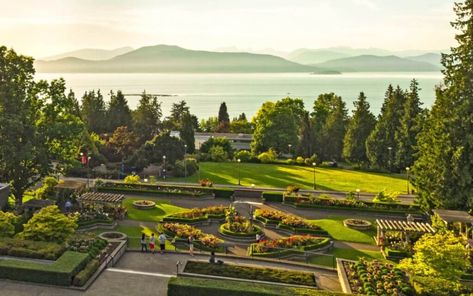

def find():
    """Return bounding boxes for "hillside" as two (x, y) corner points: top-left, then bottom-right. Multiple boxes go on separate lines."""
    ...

(43, 47), (133, 61)
(315, 55), (440, 72)
(35, 45), (334, 74)
(406, 53), (442, 68)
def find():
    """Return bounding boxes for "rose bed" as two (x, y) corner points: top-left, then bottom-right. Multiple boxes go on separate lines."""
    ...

(343, 219), (372, 231)
(132, 200), (156, 210)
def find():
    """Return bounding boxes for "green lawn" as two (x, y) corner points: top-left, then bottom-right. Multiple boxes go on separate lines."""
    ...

(169, 162), (410, 193)
(311, 217), (375, 245)
(123, 197), (186, 222)
(307, 247), (385, 267)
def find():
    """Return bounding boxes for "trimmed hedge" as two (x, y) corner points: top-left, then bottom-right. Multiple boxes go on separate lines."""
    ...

(0, 237), (65, 260)
(254, 215), (280, 226)
(213, 188), (234, 199)
(72, 259), (100, 286)
(248, 238), (331, 258)
(277, 223), (329, 236)
(168, 277), (344, 296)
(384, 247), (410, 258)
(219, 224), (263, 237)
(0, 251), (90, 286)
(262, 192), (284, 202)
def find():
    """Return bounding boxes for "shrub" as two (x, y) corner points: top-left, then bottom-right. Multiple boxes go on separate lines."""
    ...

(199, 137), (234, 158)
(33, 176), (59, 199)
(124, 174), (140, 184)
(0, 211), (19, 237)
(173, 158), (199, 177)
(234, 150), (252, 162)
(295, 156), (305, 165)
(213, 188), (234, 198)
(372, 190), (399, 203)
(286, 185), (300, 194)
(257, 149), (277, 163)
(261, 192), (283, 202)
(199, 178), (213, 187)
(0, 237), (65, 260)
(20, 205), (78, 243)
(73, 259), (100, 286)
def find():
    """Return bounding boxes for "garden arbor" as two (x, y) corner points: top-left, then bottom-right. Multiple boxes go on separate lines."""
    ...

(375, 219), (435, 246)
(432, 209), (473, 239)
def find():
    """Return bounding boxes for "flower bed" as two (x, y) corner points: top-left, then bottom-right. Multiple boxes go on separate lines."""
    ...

(254, 209), (328, 235)
(162, 205), (227, 223)
(219, 223), (262, 237)
(98, 182), (210, 197)
(343, 219), (372, 231)
(159, 223), (223, 251)
(248, 235), (331, 258)
(342, 258), (414, 295)
(284, 195), (421, 213)
(132, 200), (156, 210)
(0, 237), (65, 260)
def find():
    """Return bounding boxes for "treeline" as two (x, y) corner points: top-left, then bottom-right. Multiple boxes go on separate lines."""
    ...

(249, 80), (424, 173)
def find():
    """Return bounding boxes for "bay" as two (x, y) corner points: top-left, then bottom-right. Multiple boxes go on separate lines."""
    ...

(35, 72), (442, 119)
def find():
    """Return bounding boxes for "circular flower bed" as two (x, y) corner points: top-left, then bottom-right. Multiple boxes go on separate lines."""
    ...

(132, 200), (156, 210)
(219, 222), (263, 237)
(99, 231), (128, 241)
(343, 219), (372, 230)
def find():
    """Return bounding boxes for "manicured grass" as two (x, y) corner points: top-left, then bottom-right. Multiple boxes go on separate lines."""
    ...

(307, 247), (385, 267)
(168, 277), (344, 296)
(184, 261), (317, 287)
(310, 217), (375, 245)
(169, 162), (411, 193)
(123, 197), (186, 222)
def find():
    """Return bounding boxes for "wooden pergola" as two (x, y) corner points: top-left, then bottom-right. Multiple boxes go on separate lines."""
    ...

(433, 209), (473, 239)
(78, 192), (125, 207)
(376, 219), (435, 246)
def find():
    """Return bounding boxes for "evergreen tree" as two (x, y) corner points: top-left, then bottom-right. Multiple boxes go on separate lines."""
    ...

(132, 92), (162, 144)
(80, 90), (107, 134)
(238, 113), (247, 121)
(107, 90), (132, 132)
(297, 111), (315, 157)
(414, 0), (473, 209)
(180, 112), (195, 153)
(395, 79), (424, 169)
(217, 102), (230, 132)
(366, 85), (406, 171)
(312, 93), (348, 161)
(343, 92), (376, 164)
(164, 100), (190, 130)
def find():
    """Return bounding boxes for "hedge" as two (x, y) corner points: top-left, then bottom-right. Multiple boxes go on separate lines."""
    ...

(254, 215), (279, 226)
(162, 213), (225, 223)
(262, 192), (284, 202)
(168, 277), (344, 296)
(213, 188), (234, 199)
(384, 247), (410, 258)
(0, 251), (90, 286)
(72, 259), (100, 286)
(248, 238), (331, 258)
(219, 224), (263, 237)
(277, 224), (329, 236)
(97, 186), (207, 197)
(287, 201), (422, 214)
(0, 237), (65, 260)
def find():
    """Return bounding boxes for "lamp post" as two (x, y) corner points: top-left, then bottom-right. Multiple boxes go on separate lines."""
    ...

(387, 146), (393, 173)
(184, 144), (187, 181)
(406, 167), (410, 194)
(162, 155), (166, 180)
(237, 158), (241, 186)
(312, 162), (316, 190)
(288, 144), (292, 158)
(356, 188), (360, 200)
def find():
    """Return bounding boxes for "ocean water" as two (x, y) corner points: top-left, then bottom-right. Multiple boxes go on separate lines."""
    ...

(35, 72), (443, 119)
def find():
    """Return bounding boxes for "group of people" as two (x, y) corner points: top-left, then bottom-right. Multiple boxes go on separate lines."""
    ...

(140, 233), (195, 256)
(140, 233), (167, 254)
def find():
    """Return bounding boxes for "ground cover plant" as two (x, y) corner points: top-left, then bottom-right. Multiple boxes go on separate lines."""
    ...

(184, 261), (317, 287)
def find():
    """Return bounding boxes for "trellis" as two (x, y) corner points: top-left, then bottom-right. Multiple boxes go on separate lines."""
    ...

(78, 192), (125, 206)
(376, 219), (435, 246)
(433, 209), (473, 239)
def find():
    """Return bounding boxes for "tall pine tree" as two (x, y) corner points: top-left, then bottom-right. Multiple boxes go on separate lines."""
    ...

(132, 92), (162, 145)
(80, 90), (107, 134)
(297, 111), (315, 158)
(216, 102), (230, 132)
(414, 0), (473, 209)
(107, 90), (132, 132)
(343, 92), (376, 165)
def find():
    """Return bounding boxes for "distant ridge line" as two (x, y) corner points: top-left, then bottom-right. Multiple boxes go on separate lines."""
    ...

(123, 93), (177, 97)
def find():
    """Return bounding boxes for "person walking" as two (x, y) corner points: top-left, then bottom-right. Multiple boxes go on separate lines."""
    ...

(140, 233), (148, 252)
(150, 233), (156, 254)
(188, 235), (194, 256)
(256, 233), (261, 243)
(158, 232), (166, 254)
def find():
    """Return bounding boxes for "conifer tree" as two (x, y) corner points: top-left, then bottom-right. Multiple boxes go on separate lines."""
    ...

(414, 0), (473, 209)
(80, 90), (107, 134)
(297, 111), (315, 157)
(343, 92), (376, 164)
(217, 102), (230, 132)
(132, 92), (162, 144)
(107, 90), (132, 132)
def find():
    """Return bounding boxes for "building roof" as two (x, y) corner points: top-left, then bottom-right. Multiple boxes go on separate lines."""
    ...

(433, 209), (473, 224)
(78, 192), (125, 204)
(376, 219), (435, 233)
(195, 132), (252, 140)
(23, 199), (54, 209)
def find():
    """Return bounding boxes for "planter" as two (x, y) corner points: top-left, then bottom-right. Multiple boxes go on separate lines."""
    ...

(99, 231), (128, 241)
(218, 224), (263, 242)
(132, 200), (156, 210)
(343, 219), (372, 231)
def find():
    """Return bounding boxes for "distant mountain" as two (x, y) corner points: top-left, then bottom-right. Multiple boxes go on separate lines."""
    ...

(35, 45), (336, 74)
(43, 47), (134, 61)
(406, 53), (442, 68)
(288, 49), (351, 65)
(314, 55), (440, 72)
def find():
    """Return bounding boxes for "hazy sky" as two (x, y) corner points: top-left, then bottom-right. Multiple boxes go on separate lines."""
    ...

(0, 0), (456, 58)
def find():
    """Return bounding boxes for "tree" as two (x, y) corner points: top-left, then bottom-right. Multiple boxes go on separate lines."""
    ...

(366, 85), (406, 171)
(0, 47), (85, 206)
(208, 146), (229, 162)
(0, 211), (19, 237)
(297, 112), (315, 157)
(80, 90), (107, 134)
(107, 90), (132, 132)
(132, 92), (162, 145)
(413, 0), (473, 209)
(342, 92), (376, 164)
(312, 93), (348, 161)
(200, 117), (219, 132)
(230, 116), (253, 134)
(199, 137), (234, 158)
(164, 100), (190, 130)
(251, 101), (299, 154)
(20, 205), (78, 242)
(395, 80), (424, 169)
(399, 231), (469, 281)
(216, 102), (230, 132)
(107, 126), (138, 162)
(180, 112), (195, 153)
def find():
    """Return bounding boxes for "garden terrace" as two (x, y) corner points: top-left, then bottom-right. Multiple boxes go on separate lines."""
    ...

(78, 192), (125, 206)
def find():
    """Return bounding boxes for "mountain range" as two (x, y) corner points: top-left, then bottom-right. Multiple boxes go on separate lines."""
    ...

(34, 45), (443, 73)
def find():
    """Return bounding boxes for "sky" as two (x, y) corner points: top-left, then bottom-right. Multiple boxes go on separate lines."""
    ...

(0, 0), (457, 58)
